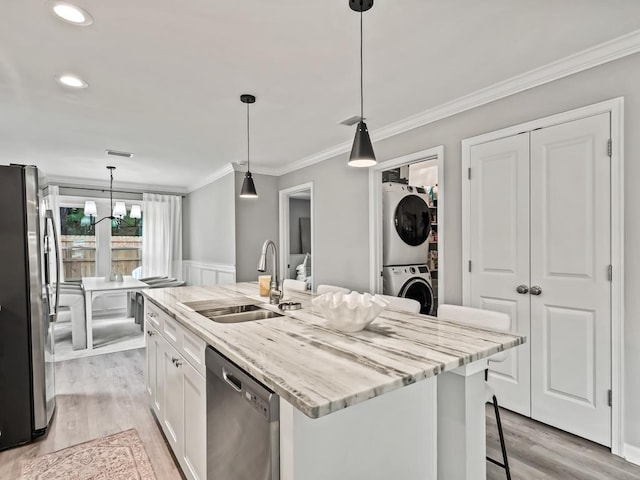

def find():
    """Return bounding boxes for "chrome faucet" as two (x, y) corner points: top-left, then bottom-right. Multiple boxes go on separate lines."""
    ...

(257, 240), (282, 305)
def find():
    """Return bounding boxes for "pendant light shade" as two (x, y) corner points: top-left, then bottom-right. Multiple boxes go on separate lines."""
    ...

(129, 204), (142, 219)
(348, 0), (376, 168)
(348, 121), (376, 167)
(84, 200), (97, 217)
(112, 201), (127, 219)
(240, 171), (258, 198)
(239, 94), (258, 198)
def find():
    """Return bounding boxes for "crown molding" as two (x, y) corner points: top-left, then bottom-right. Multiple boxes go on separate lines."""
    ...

(276, 28), (640, 176)
(187, 162), (281, 193)
(231, 162), (281, 176)
(45, 174), (188, 195)
(187, 163), (235, 192)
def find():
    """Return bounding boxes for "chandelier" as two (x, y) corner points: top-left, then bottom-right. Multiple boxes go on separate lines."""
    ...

(83, 166), (141, 227)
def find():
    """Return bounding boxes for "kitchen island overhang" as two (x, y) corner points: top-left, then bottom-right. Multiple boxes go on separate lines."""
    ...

(144, 282), (525, 480)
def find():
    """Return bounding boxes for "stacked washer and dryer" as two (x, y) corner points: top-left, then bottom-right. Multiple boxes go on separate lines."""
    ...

(382, 183), (436, 315)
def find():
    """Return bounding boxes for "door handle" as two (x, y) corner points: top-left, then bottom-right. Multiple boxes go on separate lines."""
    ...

(516, 285), (529, 294)
(530, 286), (542, 296)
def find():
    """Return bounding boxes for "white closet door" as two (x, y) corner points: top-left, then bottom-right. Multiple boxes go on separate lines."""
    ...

(469, 134), (531, 416)
(530, 113), (611, 446)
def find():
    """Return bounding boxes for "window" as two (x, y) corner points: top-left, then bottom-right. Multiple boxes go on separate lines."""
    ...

(59, 207), (96, 281)
(111, 211), (143, 276)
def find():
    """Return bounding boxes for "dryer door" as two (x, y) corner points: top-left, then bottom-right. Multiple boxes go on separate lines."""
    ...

(394, 195), (431, 246)
(399, 277), (434, 315)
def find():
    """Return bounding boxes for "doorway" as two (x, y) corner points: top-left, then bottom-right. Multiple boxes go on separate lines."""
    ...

(279, 183), (314, 291)
(369, 146), (444, 312)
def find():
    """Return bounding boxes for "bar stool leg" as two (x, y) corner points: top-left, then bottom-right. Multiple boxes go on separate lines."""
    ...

(487, 395), (512, 480)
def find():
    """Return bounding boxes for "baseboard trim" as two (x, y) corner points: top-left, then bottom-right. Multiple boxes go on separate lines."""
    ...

(623, 443), (640, 466)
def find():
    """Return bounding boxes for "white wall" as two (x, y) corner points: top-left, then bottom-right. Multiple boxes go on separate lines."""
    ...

(234, 171), (279, 282)
(277, 52), (640, 449)
(278, 156), (371, 293)
(183, 172), (235, 265)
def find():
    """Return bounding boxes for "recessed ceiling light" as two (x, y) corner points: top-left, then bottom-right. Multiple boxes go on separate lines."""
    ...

(50, 1), (93, 26)
(56, 74), (88, 88)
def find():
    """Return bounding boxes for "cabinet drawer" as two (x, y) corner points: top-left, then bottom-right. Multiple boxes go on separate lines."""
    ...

(182, 328), (206, 377)
(163, 315), (183, 351)
(146, 301), (163, 330)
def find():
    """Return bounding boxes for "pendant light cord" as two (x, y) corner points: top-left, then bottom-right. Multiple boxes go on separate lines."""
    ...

(360, 7), (364, 121)
(246, 103), (251, 171)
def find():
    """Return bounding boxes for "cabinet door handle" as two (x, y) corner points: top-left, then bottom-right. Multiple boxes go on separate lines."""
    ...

(516, 285), (529, 294)
(171, 357), (179, 365)
(174, 360), (182, 368)
(530, 286), (542, 296)
(147, 330), (155, 336)
(148, 312), (157, 318)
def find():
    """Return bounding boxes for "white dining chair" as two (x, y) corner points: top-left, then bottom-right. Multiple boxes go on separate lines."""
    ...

(58, 282), (87, 350)
(437, 304), (512, 480)
(316, 284), (350, 295)
(375, 294), (421, 314)
(282, 279), (308, 292)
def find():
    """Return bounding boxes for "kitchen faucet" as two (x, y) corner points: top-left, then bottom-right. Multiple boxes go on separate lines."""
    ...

(257, 240), (282, 305)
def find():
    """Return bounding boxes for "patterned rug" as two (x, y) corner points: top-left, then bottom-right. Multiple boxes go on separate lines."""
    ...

(21, 429), (157, 480)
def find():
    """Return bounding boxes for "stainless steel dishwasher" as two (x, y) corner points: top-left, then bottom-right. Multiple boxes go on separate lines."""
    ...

(206, 347), (279, 480)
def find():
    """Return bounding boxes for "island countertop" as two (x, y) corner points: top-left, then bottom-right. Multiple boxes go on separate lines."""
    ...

(143, 282), (525, 418)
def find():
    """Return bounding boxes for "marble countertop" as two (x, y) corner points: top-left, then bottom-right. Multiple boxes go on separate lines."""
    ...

(144, 282), (525, 418)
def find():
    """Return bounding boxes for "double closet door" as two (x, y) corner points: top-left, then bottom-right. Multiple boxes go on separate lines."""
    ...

(467, 113), (612, 447)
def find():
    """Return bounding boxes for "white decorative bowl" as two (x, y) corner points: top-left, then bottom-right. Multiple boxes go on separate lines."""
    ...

(312, 292), (389, 333)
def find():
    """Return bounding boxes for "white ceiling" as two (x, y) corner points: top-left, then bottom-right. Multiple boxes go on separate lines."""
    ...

(2, 0), (640, 191)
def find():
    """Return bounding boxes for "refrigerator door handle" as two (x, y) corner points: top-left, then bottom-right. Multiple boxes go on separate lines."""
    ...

(45, 210), (60, 321)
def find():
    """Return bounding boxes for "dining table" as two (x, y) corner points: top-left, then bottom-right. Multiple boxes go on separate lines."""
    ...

(81, 276), (149, 350)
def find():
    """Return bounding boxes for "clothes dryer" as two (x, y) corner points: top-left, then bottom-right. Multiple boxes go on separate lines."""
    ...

(382, 183), (432, 266)
(383, 264), (435, 315)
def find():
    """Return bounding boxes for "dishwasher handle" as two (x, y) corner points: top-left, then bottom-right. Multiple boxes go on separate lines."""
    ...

(222, 368), (242, 392)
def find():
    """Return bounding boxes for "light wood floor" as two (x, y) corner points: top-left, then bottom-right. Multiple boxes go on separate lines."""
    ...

(53, 315), (144, 362)
(487, 404), (640, 480)
(0, 349), (182, 480)
(2, 349), (639, 480)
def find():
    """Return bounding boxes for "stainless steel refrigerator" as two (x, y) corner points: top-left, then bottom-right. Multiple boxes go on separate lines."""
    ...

(0, 164), (58, 450)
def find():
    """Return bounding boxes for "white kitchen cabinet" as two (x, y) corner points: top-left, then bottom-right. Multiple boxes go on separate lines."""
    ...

(181, 358), (207, 480)
(145, 301), (207, 480)
(145, 324), (164, 418)
(162, 340), (183, 457)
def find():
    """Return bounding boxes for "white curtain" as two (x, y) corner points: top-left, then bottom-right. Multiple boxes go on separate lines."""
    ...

(142, 193), (183, 279)
(42, 185), (64, 281)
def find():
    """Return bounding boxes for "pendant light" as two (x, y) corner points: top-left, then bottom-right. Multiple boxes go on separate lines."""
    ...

(239, 94), (258, 198)
(83, 166), (141, 227)
(348, 0), (376, 168)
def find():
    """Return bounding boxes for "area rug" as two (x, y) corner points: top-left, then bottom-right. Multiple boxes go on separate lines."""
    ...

(21, 429), (157, 480)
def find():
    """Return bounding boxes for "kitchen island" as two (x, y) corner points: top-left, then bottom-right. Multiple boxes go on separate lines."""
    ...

(143, 282), (525, 480)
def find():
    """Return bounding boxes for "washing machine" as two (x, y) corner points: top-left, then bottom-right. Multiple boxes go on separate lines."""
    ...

(383, 264), (435, 315)
(383, 183), (432, 266)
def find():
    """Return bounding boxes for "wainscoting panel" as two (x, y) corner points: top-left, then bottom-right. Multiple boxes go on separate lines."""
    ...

(182, 261), (236, 287)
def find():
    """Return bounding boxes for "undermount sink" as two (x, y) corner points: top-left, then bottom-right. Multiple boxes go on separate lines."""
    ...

(207, 308), (283, 323)
(182, 300), (284, 324)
